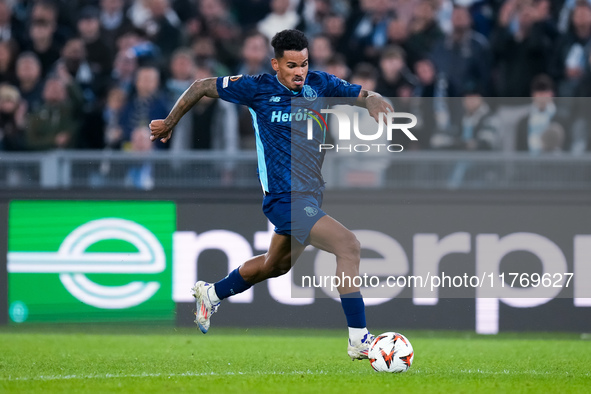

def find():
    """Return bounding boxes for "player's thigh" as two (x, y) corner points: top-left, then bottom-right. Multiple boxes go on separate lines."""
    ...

(308, 215), (359, 256)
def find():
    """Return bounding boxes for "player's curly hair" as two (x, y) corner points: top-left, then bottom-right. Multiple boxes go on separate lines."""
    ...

(271, 29), (308, 59)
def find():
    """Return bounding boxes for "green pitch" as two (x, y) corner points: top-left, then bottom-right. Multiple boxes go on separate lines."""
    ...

(1, 325), (590, 393)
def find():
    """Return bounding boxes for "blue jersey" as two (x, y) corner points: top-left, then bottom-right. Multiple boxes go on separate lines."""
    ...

(216, 71), (361, 194)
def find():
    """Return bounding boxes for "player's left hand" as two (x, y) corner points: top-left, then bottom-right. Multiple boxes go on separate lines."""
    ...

(366, 95), (394, 124)
(149, 119), (173, 143)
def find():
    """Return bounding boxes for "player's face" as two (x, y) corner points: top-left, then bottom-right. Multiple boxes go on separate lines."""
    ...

(272, 49), (309, 91)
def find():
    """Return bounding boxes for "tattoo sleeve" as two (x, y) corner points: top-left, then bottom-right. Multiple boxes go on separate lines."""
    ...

(164, 77), (220, 128)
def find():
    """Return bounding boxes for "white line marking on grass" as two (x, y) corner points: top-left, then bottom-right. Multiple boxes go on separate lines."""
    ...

(413, 368), (590, 377)
(1, 370), (333, 382)
(2, 369), (589, 382)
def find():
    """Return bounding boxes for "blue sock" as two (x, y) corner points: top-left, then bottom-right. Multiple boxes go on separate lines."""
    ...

(340, 291), (366, 328)
(214, 268), (252, 300)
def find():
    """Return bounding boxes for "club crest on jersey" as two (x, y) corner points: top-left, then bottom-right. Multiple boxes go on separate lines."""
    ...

(303, 85), (317, 101)
(304, 206), (318, 217)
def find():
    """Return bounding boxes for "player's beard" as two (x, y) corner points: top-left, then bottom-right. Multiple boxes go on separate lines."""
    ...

(292, 77), (304, 91)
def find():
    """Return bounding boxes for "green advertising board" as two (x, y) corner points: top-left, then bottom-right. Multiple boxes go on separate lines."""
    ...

(7, 201), (176, 323)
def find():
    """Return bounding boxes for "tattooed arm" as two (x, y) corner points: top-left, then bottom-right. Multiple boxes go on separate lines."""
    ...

(149, 77), (220, 143)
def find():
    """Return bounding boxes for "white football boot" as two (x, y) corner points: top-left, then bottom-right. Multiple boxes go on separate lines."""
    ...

(347, 332), (375, 360)
(191, 281), (220, 334)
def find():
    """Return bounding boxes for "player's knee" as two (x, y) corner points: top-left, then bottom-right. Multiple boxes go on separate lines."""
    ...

(339, 232), (361, 261)
(264, 253), (292, 278)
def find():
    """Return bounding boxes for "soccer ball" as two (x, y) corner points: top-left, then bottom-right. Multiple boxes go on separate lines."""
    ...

(368, 332), (414, 373)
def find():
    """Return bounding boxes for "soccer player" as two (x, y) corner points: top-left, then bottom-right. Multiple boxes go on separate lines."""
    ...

(149, 29), (393, 360)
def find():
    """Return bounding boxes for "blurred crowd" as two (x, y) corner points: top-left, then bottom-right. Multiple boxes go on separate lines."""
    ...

(0, 0), (590, 156)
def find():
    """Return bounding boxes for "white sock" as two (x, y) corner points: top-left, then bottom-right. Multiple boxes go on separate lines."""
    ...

(348, 327), (369, 345)
(207, 285), (221, 304)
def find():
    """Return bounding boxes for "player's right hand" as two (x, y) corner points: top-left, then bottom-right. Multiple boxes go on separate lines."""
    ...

(149, 119), (173, 143)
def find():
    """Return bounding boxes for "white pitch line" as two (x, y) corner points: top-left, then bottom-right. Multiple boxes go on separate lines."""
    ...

(1, 370), (332, 382)
(414, 368), (590, 377)
(2, 369), (589, 382)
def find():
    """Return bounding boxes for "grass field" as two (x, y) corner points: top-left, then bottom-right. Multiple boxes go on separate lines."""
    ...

(1, 325), (590, 393)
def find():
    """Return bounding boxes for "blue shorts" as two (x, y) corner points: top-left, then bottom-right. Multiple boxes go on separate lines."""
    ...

(262, 192), (326, 245)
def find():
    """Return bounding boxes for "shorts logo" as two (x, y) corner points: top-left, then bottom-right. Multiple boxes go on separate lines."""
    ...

(230, 75), (242, 82)
(304, 206), (318, 217)
(303, 85), (317, 101)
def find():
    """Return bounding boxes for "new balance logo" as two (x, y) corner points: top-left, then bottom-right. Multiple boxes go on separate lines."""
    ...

(269, 96), (281, 102)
